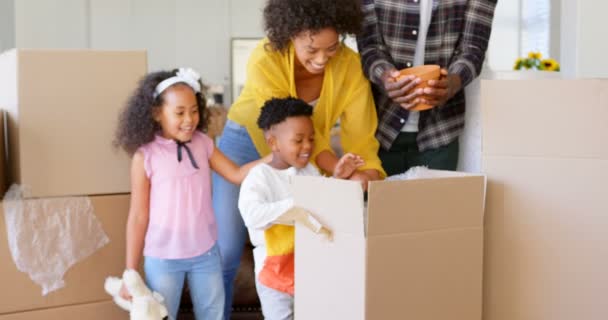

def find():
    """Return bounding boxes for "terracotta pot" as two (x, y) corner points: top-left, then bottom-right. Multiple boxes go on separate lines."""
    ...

(398, 64), (441, 111)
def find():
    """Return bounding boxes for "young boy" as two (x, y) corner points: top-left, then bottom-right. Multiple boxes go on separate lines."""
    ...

(237, 97), (363, 320)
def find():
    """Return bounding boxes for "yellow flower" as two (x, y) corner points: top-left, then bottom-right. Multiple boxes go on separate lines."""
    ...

(528, 51), (542, 60)
(513, 58), (523, 70)
(540, 58), (560, 71)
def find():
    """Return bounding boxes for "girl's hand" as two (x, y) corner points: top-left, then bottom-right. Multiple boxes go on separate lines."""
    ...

(333, 153), (365, 179)
(119, 282), (132, 301)
(418, 69), (462, 107)
(381, 69), (423, 110)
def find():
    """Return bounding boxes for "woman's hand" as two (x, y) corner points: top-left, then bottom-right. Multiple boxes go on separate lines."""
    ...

(381, 69), (423, 110)
(418, 69), (462, 107)
(333, 153), (365, 179)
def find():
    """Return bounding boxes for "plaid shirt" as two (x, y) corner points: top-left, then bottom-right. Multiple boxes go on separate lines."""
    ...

(357, 0), (497, 151)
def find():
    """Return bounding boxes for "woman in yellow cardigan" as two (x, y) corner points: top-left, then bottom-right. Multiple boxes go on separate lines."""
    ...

(212, 1), (385, 317)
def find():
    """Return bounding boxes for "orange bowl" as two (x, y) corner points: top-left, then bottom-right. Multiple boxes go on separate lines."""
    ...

(398, 64), (441, 111)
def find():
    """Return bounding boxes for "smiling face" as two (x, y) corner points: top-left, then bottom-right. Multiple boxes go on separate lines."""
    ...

(267, 116), (315, 169)
(292, 28), (340, 75)
(154, 84), (200, 142)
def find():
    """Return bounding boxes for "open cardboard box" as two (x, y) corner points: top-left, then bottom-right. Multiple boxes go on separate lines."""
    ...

(481, 79), (608, 320)
(293, 170), (486, 319)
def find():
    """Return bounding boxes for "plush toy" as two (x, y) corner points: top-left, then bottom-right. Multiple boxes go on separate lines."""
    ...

(105, 269), (169, 320)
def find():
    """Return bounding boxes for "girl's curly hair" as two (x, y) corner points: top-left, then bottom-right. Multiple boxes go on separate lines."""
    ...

(114, 70), (208, 155)
(263, 0), (363, 51)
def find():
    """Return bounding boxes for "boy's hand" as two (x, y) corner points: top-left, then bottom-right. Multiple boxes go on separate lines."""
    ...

(333, 153), (365, 179)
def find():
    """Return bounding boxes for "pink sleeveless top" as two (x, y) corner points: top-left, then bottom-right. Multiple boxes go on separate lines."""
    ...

(139, 131), (217, 259)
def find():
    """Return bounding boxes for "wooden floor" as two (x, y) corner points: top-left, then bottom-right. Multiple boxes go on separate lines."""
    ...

(178, 308), (263, 320)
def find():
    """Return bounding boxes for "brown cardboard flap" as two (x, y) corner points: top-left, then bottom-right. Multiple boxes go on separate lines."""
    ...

(365, 228), (483, 320)
(366, 176), (485, 236)
(293, 176), (365, 237)
(482, 79), (608, 159)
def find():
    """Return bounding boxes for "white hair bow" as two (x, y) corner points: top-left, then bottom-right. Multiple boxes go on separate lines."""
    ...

(153, 67), (202, 99)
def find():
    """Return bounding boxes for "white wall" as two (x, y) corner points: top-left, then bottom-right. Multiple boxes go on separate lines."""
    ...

(486, 1), (520, 71)
(560, 0), (579, 77)
(549, 0), (561, 63)
(561, 0), (608, 78)
(229, 0), (265, 38)
(575, 1), (608, 78)
(15, 0), (89, 49)
(0, 0), (15, 52)
(89, 0), (265, 102)
(7, 0), (266, 104)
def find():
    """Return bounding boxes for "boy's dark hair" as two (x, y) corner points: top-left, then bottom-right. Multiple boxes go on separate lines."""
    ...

(263, 0), (363, 51)
(257, 97), (313, 131)
(113, 69), (208, 155)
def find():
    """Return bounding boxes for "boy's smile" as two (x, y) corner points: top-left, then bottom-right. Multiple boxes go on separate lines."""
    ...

(268, 116), (315, 169)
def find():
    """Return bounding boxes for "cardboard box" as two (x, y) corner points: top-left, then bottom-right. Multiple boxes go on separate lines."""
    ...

(0, 49), (147, 197)
(293, 172), (486, 320)
(481, 79), (608, 320)
(0, 300), (127, 320)
(0, 194), (129, 314)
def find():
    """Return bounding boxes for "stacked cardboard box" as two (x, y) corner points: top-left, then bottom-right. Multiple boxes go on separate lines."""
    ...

(0, 49), (146, 198)
(0, 195), (130, 318)
(0, 49), (146, 318)
(0, 111), (6, 196)
(0, 301), (127, 320)
(207, 104), (228, 141)
(293, 172), (486, 319)
(482, 79), (608, 320)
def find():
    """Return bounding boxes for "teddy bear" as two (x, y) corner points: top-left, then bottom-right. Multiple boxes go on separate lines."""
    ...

(105, 269), (169, 320)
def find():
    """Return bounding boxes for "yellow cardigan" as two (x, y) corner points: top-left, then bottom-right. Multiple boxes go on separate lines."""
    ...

(228, 38), (385, 176)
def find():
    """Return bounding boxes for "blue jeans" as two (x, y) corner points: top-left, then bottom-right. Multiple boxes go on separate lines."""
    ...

(144, 244), (225, 320)
(212, 120), (261, 319)
(256, 278), (294, 320)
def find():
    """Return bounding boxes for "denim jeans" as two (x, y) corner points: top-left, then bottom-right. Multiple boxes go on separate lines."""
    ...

(211, 120), (261, 319)
(144, 244), (224, 320)
(256, 278), (294, 320)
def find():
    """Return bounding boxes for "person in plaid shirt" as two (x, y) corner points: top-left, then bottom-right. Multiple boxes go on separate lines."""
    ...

(357, 0), (497, 175)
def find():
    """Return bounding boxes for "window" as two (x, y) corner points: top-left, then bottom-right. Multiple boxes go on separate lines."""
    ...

(521, 0), (551, 57)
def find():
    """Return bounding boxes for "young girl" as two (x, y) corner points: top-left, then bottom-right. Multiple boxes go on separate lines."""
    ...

(238, 97), (363, 320)
(114, 68), (263, 320)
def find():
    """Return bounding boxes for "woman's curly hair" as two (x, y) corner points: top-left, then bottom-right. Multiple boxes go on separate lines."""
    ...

(263, 0), (363, 51)
(114, 70), (208, 155)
